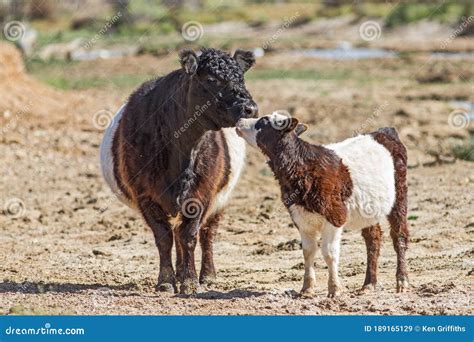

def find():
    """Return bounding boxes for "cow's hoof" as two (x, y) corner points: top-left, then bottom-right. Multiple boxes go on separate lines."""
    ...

(396, 277), (409, 293)
(199, 275), (216, 286)
(300, 288), (316, 298)
(180, 279), (200, 295)
(361, 284), (376, 292)
(156, 282), (176, 293)
(327, 283), (341, 298)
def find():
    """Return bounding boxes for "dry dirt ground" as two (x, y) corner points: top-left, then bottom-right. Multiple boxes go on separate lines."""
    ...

(0, 44), (473, 315)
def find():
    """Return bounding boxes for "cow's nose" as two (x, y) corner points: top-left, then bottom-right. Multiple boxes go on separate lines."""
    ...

(243, 102), (258, 118)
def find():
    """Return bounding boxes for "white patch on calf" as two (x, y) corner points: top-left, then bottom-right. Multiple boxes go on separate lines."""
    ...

(325, 134), (396, 230)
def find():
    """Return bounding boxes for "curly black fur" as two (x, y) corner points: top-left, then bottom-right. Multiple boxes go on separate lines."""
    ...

(198, 48), (245, 82)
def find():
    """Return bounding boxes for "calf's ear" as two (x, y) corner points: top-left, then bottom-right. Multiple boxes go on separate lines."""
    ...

(179, 49), (198, 75)
(295, 123), (308, 136)
(285, 118), (299, 132)
(233, 49), (255, 73)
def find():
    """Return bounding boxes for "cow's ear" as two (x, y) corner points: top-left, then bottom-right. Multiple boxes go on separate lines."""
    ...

(233, 49), (255, 73)
(295, 123), (308, 136)
(179, 49), (198, 75)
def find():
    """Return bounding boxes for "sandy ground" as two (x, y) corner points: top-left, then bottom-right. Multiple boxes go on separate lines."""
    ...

(0, 45), (473, 315)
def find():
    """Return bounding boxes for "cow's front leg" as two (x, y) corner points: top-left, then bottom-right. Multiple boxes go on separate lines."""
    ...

(140, 199), (176, 293)
(177, 215), (202, 295)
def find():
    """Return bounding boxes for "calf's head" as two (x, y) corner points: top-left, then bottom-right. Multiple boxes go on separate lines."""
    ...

(236, 112), (308, 153)
(180, 48), (258, 129)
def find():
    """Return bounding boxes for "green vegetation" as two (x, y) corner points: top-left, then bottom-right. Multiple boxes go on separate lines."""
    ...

(25, 58), (151, 90)
(385, 2), (472, 28)
(452, 133), (474, 162)
(247, 68), (353, 81)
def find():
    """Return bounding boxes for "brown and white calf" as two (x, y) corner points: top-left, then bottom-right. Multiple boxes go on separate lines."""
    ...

(236, 113), (409, 297)
(100, 48), (257, 294)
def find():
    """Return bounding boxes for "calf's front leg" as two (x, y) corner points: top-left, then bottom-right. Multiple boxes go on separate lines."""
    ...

(298, 228), (320, 297)
(321, 225), (343, 298)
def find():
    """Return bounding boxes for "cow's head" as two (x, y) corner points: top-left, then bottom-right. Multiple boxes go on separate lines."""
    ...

(179, 48), (258, 129)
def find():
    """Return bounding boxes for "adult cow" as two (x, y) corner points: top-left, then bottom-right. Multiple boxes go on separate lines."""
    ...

(100, 48), (257, 294)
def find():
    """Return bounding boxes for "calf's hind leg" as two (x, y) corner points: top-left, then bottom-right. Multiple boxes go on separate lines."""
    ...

(139, 199), (176, 293)
(389, 211), (409, 293)
(361, 224), (382, 291)
(199, 212), (221, 285)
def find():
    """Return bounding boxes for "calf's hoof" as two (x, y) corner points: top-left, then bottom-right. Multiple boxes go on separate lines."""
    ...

(361, 283), (376, 292)
(396, 276), (409, 293)
(180, 278), (200, 295)
(300, 287), (316, 298)
(156, 282), (176, 293)
(327, 283), (342, 298)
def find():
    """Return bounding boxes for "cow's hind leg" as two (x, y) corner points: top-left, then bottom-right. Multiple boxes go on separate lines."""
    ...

(199, 212), (221, 285)
(361, 224), (382, 291)
(140, 199), (176, 293)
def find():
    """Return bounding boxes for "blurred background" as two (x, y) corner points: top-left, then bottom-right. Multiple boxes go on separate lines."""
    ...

(0, 1), (473, 315)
